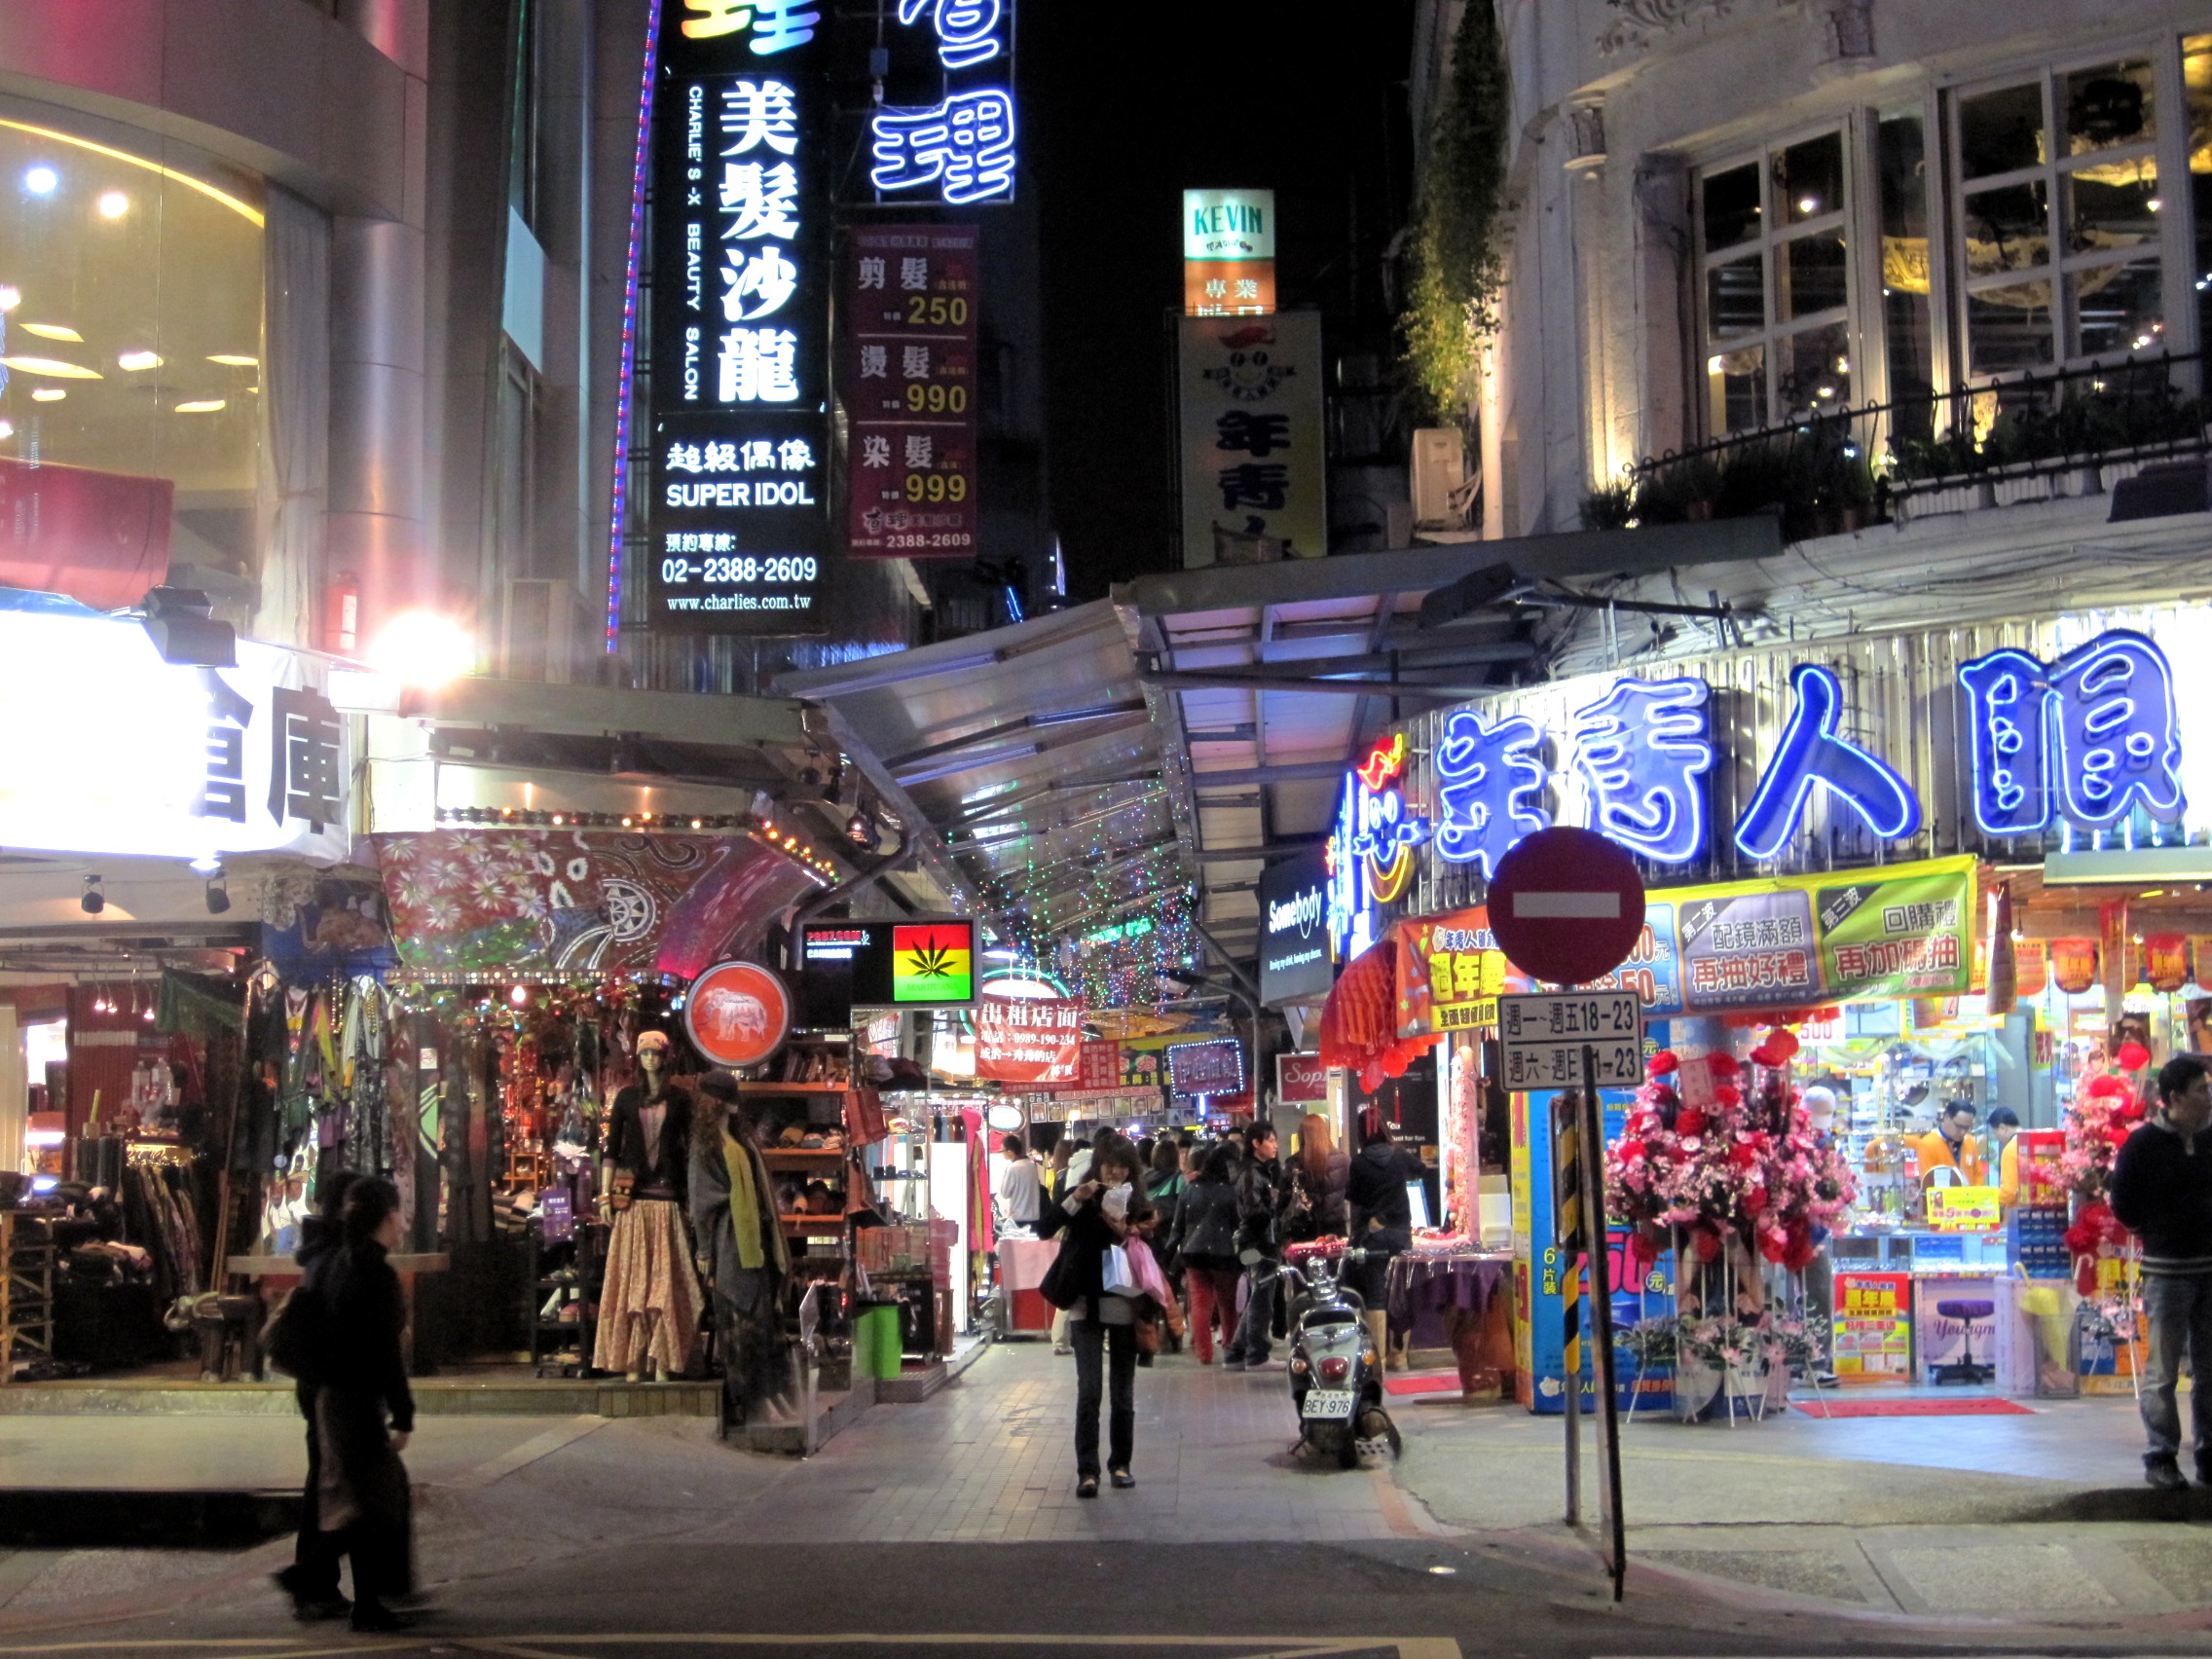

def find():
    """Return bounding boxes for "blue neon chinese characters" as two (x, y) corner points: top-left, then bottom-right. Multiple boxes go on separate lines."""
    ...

(1572, 678), (1714, 864)
(1733, 663), (1921, 859)
(1433, 708), (1550, 878)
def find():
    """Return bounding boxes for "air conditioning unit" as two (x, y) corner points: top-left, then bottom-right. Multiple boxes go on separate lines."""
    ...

(500, 578), (583, 683)
(1411, 427), (1469, 527)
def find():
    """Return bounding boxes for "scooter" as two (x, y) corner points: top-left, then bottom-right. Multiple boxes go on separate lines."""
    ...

(1278, 1239), (1401, 1468)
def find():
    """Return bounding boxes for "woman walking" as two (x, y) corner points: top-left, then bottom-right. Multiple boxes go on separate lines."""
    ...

(1169, 1143), (1243, 1364)
(308, 1178), (416, 1631)
(1044, 1132), (1152, 1495)
(1286, 1111), (1350, 1244)
(1346, 1109), (1421, 1370)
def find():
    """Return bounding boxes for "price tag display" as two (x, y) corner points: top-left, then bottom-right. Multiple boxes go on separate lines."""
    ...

(1925, 1185), (2003, 1232)
(1496, 991), (1644, 1090)
(845, 225), (979, 559)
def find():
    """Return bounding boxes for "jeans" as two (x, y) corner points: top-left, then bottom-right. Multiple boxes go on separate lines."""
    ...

(1071, 1316), (1135, 1477)
(2139, 1271), (2212, 1468)
(1230, 1264), (1277, 1363)
(1185, 1266), (1241, 1362)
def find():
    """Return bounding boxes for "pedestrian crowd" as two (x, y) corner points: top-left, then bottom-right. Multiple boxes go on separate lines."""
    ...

(1012, 1108), (1421, 1495)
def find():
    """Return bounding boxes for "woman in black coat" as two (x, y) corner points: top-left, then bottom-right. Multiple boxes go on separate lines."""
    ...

(309, 1178), (416, 1631)
(1169, 1143), (1244, 1365)
(1346, 1109), (1421, 1371)
(1042, 1133), (1151, 1496)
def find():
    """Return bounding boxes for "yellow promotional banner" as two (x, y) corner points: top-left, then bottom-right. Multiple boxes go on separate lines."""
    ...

(1393, 907), (1531, 1039)
(1926, 1186), (2003, 1231)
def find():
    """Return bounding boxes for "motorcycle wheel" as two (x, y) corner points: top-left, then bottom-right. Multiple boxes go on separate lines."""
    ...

(1337, 1425), (1360, 1469)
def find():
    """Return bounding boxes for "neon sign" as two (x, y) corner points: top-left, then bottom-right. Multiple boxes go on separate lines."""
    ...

(1326, 737), (1429, 955)
(868, 2), (1015, 204)
(1959, 628), (2186, 835)
(1572, 678), (1714, 865)
(1433, 708), (1549, 877)
(1733, 664), (1921, 859)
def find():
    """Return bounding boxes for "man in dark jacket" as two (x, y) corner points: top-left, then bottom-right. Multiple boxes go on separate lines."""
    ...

(273, 1170), (358, 1622)
(1224, 1123), (1288, 1370)
(2110, 1053), (2212, 1489)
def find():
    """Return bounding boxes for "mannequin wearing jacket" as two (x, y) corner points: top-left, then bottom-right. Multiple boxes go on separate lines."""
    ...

(593, 1032), (703, 1382)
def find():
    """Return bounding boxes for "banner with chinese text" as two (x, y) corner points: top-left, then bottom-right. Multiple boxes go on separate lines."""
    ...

(1176, 312), (1327, 567)
(844, 226), (979, 559)
(975, 994), (1084, 1085)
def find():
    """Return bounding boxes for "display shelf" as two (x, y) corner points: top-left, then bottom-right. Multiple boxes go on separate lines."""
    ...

(779, 1214), (847, 1235)
(0, 1213), (55, 1381)
(739, 1082), (853, 1095)
(762, 1148), (847, 1163)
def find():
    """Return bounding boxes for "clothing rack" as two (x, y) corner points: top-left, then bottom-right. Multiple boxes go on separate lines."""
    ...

(0, 1213), (55, 1381)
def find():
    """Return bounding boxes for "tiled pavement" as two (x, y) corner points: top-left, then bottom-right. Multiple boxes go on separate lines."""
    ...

(710, 1342), (1442, 1544)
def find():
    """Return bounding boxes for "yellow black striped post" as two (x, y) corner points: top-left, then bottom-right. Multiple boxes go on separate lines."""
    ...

(1552, 1090), (1584, 1526)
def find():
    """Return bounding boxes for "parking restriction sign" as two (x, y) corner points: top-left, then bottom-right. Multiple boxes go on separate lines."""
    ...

(1496, 991), (1644, 1090)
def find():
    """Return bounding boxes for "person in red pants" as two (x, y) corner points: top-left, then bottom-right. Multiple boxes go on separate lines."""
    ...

(1167, 1144), (1244, 1363)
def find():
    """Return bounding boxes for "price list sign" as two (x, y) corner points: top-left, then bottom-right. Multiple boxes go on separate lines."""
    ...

(643, 6), (834, 634)
(1496, 991), (1644, 1091)
(845, 225), (979, 559)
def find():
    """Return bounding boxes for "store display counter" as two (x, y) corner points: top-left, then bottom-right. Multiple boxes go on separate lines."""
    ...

(1386, 1246), (1513, 1398)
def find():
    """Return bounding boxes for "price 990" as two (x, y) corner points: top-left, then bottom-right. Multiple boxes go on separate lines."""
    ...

(903, 472), (969, 502)
(904, 383), (968, 414)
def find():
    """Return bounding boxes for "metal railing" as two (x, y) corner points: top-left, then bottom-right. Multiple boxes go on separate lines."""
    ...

(1608, 350), (2212, 536)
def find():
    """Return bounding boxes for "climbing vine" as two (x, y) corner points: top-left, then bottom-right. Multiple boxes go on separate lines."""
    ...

(1402, 0), (1509, 425)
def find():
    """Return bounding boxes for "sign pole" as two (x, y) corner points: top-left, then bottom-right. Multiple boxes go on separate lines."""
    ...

(1552, 1089), (1583, 1529)
(1580, 1040), (1628, 1602)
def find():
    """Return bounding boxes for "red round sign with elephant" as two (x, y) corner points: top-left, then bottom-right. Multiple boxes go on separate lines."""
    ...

(683, 960), (793, 1069)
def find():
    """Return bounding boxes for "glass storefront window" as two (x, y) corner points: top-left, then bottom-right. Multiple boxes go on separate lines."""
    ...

(0, 105), (264, 600)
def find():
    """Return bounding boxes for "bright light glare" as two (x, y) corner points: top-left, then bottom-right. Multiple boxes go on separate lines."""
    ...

(172, 398), (225, 414)
(0, 287), (19, 312)
(368, 610), (474, 688)
(22, 166), (55, 196)
(117, 350), (161, 371)
(29, 388), (61, 402)
(206, 353), (258, 367)
(96, 191), (128, 219)
(1, 355), (97, 379)
(16, 322), (73, 341)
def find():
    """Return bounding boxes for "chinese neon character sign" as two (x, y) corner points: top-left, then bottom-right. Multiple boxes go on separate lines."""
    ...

(1959, 629), (2186, 835)
(1733, 664), (1921, 859)
(1572, 678), (1714, 865)
(1433, 709), (1549, 877)
(868, 1), (1016, 203)
(1326, 736), (1428, 956)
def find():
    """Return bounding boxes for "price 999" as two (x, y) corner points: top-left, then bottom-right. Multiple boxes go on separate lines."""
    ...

(903, 472), (969, 502)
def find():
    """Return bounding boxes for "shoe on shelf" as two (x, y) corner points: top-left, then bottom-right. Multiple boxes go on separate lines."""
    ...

(2147, 1459), (2189, 1492)
(1076, 1476), (1099, 1498)
(1110, 1467), (1135, 1489)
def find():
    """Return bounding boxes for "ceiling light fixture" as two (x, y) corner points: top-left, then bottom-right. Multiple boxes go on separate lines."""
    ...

(203, 875), (229, 915)
(0, 287), (20, 312)
(22, 166), (56, 197)
(206, 353), (258, 367)
(80, 874), (104, 916)
(29, 388), (62, 401)
(173, 399), (226, 414)
(95, 190), (127, 219)
(367, 610), (474, 688)
(0, 355), (97, 379)
(117, 350), (161, 371)
(18, 322), (79, 342)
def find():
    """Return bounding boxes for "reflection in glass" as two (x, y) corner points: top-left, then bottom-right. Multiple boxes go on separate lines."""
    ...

(1780, 323), (1850, 413)
(1960, 81), (2046, 178)
(2065, 166), (2159, 256)
(1707, 344), (1766, 434)
(2187, 38), (2212, 354)
(2073, 258), (2164, 356)
(1706, 253), (1764, 338)
(1702, 163), (1761, 249)
(1783, 234), (1848, 318)
(2064, 60), (2155, 156)
(1961, 181), (2050, 276)
(1968, 280), (2055, 374)
(1777, 132), (1845, 222)
(1878, 113), (1934, 442)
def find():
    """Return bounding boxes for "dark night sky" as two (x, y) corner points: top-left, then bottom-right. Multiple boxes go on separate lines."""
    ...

(1029, 5), (1418, 600)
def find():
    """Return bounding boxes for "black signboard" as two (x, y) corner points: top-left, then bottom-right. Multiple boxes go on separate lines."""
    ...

(1258, 845), (1333, 1006)
(798, 917), (977, 1014)
(645, 3), (834, 633)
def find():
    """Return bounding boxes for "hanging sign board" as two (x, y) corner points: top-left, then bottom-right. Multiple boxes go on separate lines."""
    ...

(800, 917), (977, 1009)
(1496, 992), (1645, 1091)
(684, 960), (794, 1069)
(976, 993), (1084, 1085)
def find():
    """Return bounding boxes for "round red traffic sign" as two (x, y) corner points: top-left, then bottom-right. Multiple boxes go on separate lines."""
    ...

(1487, 826), (1646, 987)
(683, 960), (793, 1070)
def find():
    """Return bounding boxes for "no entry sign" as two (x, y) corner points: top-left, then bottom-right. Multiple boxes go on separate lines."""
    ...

(1488, 826), (1647, 988)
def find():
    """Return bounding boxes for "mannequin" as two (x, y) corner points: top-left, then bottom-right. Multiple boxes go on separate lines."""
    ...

(593, 1031), (704, 1382)
(690, 1069), (792, 1425)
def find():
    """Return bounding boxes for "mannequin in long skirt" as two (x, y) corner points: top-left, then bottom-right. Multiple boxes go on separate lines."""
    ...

(594, 1032), (703, 1382)
(691, 1070), (792, 1424)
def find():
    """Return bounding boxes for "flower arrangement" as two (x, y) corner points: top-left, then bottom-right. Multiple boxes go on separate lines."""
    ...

(2061, 1041), (2152, 1199)
(1604, 1030), (1857, 1272)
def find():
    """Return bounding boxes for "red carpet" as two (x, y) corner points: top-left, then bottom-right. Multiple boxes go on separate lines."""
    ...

(1792, 1395), (2034, 1418)
(1383, 1372), (1464, 1396)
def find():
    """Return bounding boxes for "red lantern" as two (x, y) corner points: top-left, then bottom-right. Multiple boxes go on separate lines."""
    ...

(2117, 1041), (2153, 1073)
(2049, 937), (2099, 995)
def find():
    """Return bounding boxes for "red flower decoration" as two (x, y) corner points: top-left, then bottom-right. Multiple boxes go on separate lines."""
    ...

(2118, 1041), (2152, 1073)
(1675, 1109), (1710, 1138)
(1692, 1226), (1723, 1262)
(2086, 1074), (2129, 1100)
(1707, 1052), (1742, 1080)
(1765, 1029), (1802, 1061)
(1749, 1043), (1783, 1068)
(1646, 1051), (1680, 1077)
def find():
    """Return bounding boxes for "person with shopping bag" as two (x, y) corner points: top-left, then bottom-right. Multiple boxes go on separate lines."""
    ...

(1037, 1132), (1153, 1496)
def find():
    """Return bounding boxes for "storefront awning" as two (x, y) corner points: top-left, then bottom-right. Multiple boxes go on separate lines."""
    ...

(1319, 935), (1436, 1091)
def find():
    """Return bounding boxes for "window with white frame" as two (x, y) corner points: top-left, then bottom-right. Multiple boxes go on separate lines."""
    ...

(1696, 130), (1854, 436)
(1951, 56), (2166, 376)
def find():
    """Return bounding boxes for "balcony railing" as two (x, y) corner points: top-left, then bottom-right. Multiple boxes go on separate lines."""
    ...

(1597, 350), (2212, 539)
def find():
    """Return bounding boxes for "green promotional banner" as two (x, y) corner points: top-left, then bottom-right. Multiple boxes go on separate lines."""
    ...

(1814, 861), (1976, 1002)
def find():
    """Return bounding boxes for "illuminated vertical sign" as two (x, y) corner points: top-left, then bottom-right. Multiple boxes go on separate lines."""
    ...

(1183, 188), (1275, 316)
(644, 0), (833, 633)
(865, 1), (1017, 205)
(1176, 311), (1328, 566)
(844, 225), (980, 559)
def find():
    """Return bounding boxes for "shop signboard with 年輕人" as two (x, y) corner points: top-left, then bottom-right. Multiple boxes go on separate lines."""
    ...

(975, 994), (1084, 1085)
(1178, 312), (1327, 567)
(0, 607), (350, 866)
(844, 226), (979, 559)
(644, 0), (833, 633)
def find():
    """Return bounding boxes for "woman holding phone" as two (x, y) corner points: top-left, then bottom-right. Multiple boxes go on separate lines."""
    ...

(1040, 1131), (1151, 1496)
